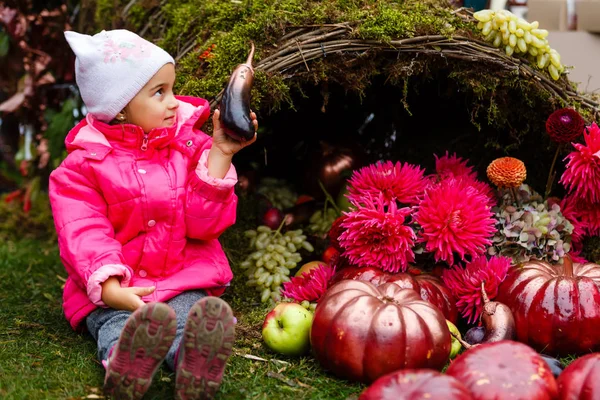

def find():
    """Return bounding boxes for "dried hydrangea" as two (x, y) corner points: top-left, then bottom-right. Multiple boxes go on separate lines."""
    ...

(488, 184), (574, 263)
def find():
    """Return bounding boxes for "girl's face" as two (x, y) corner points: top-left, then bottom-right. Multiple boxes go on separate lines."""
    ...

(124, 63), (179, 133)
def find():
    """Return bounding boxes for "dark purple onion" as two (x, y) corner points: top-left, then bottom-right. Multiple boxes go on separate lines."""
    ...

(539, 354), (564, 378)
(464, 326), (486, 345)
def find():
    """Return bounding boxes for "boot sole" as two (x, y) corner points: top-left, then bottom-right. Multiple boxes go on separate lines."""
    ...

(175, 297), (236, 400)
(104, 302), (177, 400)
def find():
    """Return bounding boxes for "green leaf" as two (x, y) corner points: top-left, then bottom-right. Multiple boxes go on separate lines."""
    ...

(0, 32), (9, 58)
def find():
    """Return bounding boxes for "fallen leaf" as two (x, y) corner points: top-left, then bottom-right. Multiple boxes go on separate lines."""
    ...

(238, 353), (268, 362)
(267, 371), (297, 387)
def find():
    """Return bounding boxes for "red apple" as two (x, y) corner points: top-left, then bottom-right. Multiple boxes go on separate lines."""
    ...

(262, 207), (284, 230)
(295, 261), (327, 277)
(322, 246), (339, 265)
(262, 302), (314, 356)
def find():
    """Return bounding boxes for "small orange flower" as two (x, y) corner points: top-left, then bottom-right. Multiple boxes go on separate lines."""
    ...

(486, 157), (527, 188)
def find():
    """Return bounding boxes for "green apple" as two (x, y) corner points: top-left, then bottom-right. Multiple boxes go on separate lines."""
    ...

(446, 319), (462, 359)
(262, 302), (314, 356)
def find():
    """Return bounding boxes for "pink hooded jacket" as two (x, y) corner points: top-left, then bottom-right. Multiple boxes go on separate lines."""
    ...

(49, 96), (237, 331)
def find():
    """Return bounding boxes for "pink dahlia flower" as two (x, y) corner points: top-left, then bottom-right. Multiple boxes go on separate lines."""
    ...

(338, 195), (416, 272)
(442, 255), (511, 324)
(281, 263), (336, 303)
(415, 178), (495, 264)
(559, 195), (588, 249)
(434, 152), (496, 207)
(435, 152), (476, 180)
(580, 201), (600, 236)
(560, 123), (600, 204)
(346, 160), (427, 206)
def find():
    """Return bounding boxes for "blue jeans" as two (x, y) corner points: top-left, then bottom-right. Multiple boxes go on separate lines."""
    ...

(86, 290), (207, 370)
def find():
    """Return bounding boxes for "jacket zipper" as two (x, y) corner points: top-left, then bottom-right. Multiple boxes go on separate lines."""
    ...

(141, 133), (149, 151)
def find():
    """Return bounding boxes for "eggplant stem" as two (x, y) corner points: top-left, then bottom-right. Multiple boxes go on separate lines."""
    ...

(246, 42), (255, 66)
(481, 282), (490, 304)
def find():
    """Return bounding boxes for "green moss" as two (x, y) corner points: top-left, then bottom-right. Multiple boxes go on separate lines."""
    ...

(0, 194), (56, 243)
(357, 1), (457, 41)
(126, 4), (149, 31)
(583, 236), (600, 264)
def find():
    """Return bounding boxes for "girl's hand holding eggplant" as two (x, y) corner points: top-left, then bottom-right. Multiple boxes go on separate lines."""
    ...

(208, 109), (257, 179)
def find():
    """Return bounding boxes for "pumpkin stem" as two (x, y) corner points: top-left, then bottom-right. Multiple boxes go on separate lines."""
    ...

(563, 255), (574, 278)
(481, 282), (490, 304)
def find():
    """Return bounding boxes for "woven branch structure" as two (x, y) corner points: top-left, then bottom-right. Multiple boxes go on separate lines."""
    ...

(209, 10), (599, 118)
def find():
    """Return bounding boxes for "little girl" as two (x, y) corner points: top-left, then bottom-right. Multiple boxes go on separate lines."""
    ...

(49, 29), (257, 400)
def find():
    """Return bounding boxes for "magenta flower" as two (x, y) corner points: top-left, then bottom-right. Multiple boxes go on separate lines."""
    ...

(580, 201), (600, 236)
(434, 152), (496, 207)
(346, 160), (428, 206)
(281, 263), (336, 303)
(559, 195), (588, 249)
(442, 256), (511, 324)
(415, 178), (495, 264)
(338, 195), (416, 272)
(560, 123), (600, 204)
(546, 108), (585, 144)
(435, 152), (476, 180)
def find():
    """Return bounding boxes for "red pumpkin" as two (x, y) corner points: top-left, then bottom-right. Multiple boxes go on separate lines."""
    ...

(446, 340), (558, 400)
(311, 280), (451, 383)
(557, 353), (600, 399)
(496, 256), (600, 356)
(359, 369), (473, 400)
(331, 266), (458, 323)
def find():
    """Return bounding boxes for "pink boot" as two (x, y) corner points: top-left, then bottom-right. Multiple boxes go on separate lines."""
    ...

(104, 302), (177, 400)
(175, 297), (236, 400)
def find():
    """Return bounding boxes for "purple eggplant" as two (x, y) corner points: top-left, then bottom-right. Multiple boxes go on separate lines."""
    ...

(219, 43), (255, 141)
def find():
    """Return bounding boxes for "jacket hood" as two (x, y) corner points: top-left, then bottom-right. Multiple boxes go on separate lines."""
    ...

(64, 95), (210, 154)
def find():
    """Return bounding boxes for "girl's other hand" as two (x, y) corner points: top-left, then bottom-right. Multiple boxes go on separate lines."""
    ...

(211, 109), (257, 158)
(100, 276), (155, 312)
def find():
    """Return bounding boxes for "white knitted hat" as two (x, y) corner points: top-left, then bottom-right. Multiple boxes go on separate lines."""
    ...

(64, 29), (175, 122)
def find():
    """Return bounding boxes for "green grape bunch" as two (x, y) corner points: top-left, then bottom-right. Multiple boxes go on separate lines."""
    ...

(473, 9), (564, 80)
(307, 207), (339, 237)
(256, 177), (298, 210)
(240, 225), (314, 303)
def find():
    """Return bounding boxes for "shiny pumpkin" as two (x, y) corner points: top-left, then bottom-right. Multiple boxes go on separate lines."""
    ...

(446, 340), (558, 400)
(331, 266), (458, 323)
(311, 280), (451, 383)
(557, 353), (600, 399)
(359, 369), (473, 400)
(496, 255), (600, 356)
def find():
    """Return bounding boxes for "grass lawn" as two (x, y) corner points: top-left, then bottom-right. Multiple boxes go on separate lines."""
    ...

(0, 197), (366, 399)
(0, 195), (578, 399)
